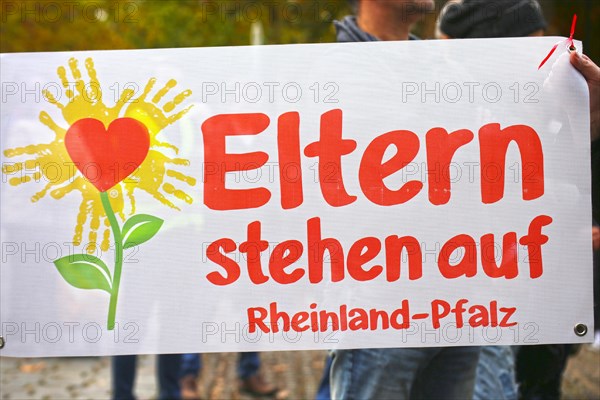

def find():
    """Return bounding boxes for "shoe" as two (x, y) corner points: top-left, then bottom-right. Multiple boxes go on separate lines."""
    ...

(239, 373), (279, 397)
(180, 374), (201, 400)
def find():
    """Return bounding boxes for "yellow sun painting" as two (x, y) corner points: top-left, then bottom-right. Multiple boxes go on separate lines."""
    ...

(2, 57), (197, 254)
(2, 57), (199, 329)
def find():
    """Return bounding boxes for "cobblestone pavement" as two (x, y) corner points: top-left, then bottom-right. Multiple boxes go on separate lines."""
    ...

(1, 347), (598, 400)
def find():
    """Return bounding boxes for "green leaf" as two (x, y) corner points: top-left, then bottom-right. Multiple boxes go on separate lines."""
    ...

(53, 254), (112, 293)
(122, 214), (164, 249)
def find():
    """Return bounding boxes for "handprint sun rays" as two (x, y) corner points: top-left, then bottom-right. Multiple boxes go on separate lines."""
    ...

(2, 57), (197, 254)
(2, 57), (197, 329)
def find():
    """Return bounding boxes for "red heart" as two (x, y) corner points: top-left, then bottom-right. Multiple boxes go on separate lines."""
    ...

(65, 118), (150, 192)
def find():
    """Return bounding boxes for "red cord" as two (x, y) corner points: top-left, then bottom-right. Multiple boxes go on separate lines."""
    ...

(538, 14), (577, 70)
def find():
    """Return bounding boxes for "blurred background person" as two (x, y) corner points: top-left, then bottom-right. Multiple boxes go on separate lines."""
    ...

(113, 354), (182, 400)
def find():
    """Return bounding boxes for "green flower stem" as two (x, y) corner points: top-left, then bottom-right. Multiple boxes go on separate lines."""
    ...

(100, 191), (123, 331)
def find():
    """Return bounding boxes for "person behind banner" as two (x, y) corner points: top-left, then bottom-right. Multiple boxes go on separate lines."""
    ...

(324, 1), (481, 398)
(318, 1), (600, 400)
(437, 1), (545, 399)
(438, 1), (600, 398)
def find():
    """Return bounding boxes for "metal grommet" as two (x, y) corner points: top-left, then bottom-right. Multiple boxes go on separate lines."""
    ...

(574, 323), (588, 337)
(0, 336), (5, 349)
(569, 44), (577, 52)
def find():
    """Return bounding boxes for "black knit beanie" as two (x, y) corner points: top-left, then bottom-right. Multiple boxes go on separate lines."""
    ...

(439, 0), (547, 38)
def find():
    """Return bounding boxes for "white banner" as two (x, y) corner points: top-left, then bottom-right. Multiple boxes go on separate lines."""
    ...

(0, 37), (593, 357)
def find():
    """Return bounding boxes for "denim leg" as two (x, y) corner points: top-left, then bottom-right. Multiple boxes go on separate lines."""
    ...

(473, 346), (518, 400)
(315, 355), (333, 400)
(157, 354), (182, 400)
(331, 348), (424, 400)
(414, 346), (481, 400)
(112, 355), (137, 400)
(237, 352), (261, 379)
(180, 354), (202, 378)
(331, 347), (480, 400)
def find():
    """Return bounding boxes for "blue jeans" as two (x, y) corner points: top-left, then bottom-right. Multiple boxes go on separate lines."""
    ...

(315, 355), (332, 400)
(112, 354), (182, 400)
(473, 346), (518, 400)
(180, 352), (260, 380)
(330, 347), (480, 400)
